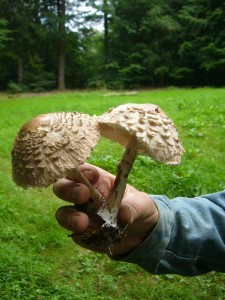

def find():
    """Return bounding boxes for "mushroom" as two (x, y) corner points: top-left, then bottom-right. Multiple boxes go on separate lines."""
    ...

(97, 103), (184, 225)
(11, 112), (103, 210)
(12, 111), (126, 248)
(11, 105), (184, 249)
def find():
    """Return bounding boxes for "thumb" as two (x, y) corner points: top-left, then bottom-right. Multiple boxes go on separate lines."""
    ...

(118, 203), (138, 225)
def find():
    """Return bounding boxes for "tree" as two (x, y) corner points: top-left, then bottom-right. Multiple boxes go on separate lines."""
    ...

(76, 0), (113, 86)
(0, 19), (11, 50)
(177, 0), (225, 86)
(1, 0), (225, 90)
(0, 0), (42, 87)
(108, 0), (182, 88)
(57, 0), (66, 90)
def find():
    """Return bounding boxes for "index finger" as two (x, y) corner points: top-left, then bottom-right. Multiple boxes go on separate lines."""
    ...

(53, 164), (100, 203)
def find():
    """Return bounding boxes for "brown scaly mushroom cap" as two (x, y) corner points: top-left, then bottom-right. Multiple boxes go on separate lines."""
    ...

(98, 103), (184, 165)
(12, 112), (100, 188)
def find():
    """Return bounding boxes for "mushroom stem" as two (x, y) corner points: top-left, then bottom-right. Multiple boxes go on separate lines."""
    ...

(97, 136), (138, 226)
(106, 135), (138, 212)
(68, 168), (103, 210)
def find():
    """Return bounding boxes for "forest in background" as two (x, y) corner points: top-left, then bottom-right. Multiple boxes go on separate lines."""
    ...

(0, 0), (225, 92)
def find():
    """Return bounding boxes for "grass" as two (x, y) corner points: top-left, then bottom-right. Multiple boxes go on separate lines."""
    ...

(0, 87), (225, 299)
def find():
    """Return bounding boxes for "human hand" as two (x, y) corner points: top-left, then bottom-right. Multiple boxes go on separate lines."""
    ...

(54, 163), (159, 256)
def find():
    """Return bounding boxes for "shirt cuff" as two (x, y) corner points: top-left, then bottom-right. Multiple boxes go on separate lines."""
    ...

(111, 195), (174, 274)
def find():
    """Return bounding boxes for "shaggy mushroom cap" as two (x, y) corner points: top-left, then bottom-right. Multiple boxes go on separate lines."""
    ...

(98, 103), (184, 165)
(12, 112), (100, 188)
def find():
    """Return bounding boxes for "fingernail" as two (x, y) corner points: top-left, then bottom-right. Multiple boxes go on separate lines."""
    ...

(83, 170), (93, 180)
(68, 215), (79, 229)
(69, 187), (78, 200)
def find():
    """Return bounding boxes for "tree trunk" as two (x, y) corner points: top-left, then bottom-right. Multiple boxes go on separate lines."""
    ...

(58, 39), (66, 90)
(57, 0), (66, 90)
(18, 58), (23, 84)
(103, 0), (109, 65)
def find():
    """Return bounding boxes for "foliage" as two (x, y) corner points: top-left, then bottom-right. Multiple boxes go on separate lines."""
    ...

(177, 0), (225, 86)
(108, 0), (182, 88)
(0, 18), (11, 50)
(7, 82), (27, 94)
(0, 1), (225, 90)
(0, 88), (225, 299)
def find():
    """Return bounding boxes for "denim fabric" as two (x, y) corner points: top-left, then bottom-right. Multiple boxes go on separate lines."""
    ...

(112, 190), (225, 276)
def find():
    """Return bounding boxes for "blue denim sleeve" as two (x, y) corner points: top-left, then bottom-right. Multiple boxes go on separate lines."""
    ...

(112, 190), (225, 276)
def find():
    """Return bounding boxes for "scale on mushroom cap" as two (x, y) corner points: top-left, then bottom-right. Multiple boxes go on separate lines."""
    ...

(11, 104), (184, 248)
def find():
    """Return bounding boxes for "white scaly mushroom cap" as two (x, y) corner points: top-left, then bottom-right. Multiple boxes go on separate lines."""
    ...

(12, 112), (100, 188)
(98, 103), (184, 165)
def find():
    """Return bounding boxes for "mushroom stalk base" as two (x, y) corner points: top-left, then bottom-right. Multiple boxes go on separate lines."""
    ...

(72, 212), (127, 248)
(67, 168), (127, 248)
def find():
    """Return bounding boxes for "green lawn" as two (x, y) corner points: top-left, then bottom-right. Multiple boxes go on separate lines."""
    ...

(0, 88), (225, 299)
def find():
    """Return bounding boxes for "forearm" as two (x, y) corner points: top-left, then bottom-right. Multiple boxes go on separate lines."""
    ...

(112, 190), (225, 276)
